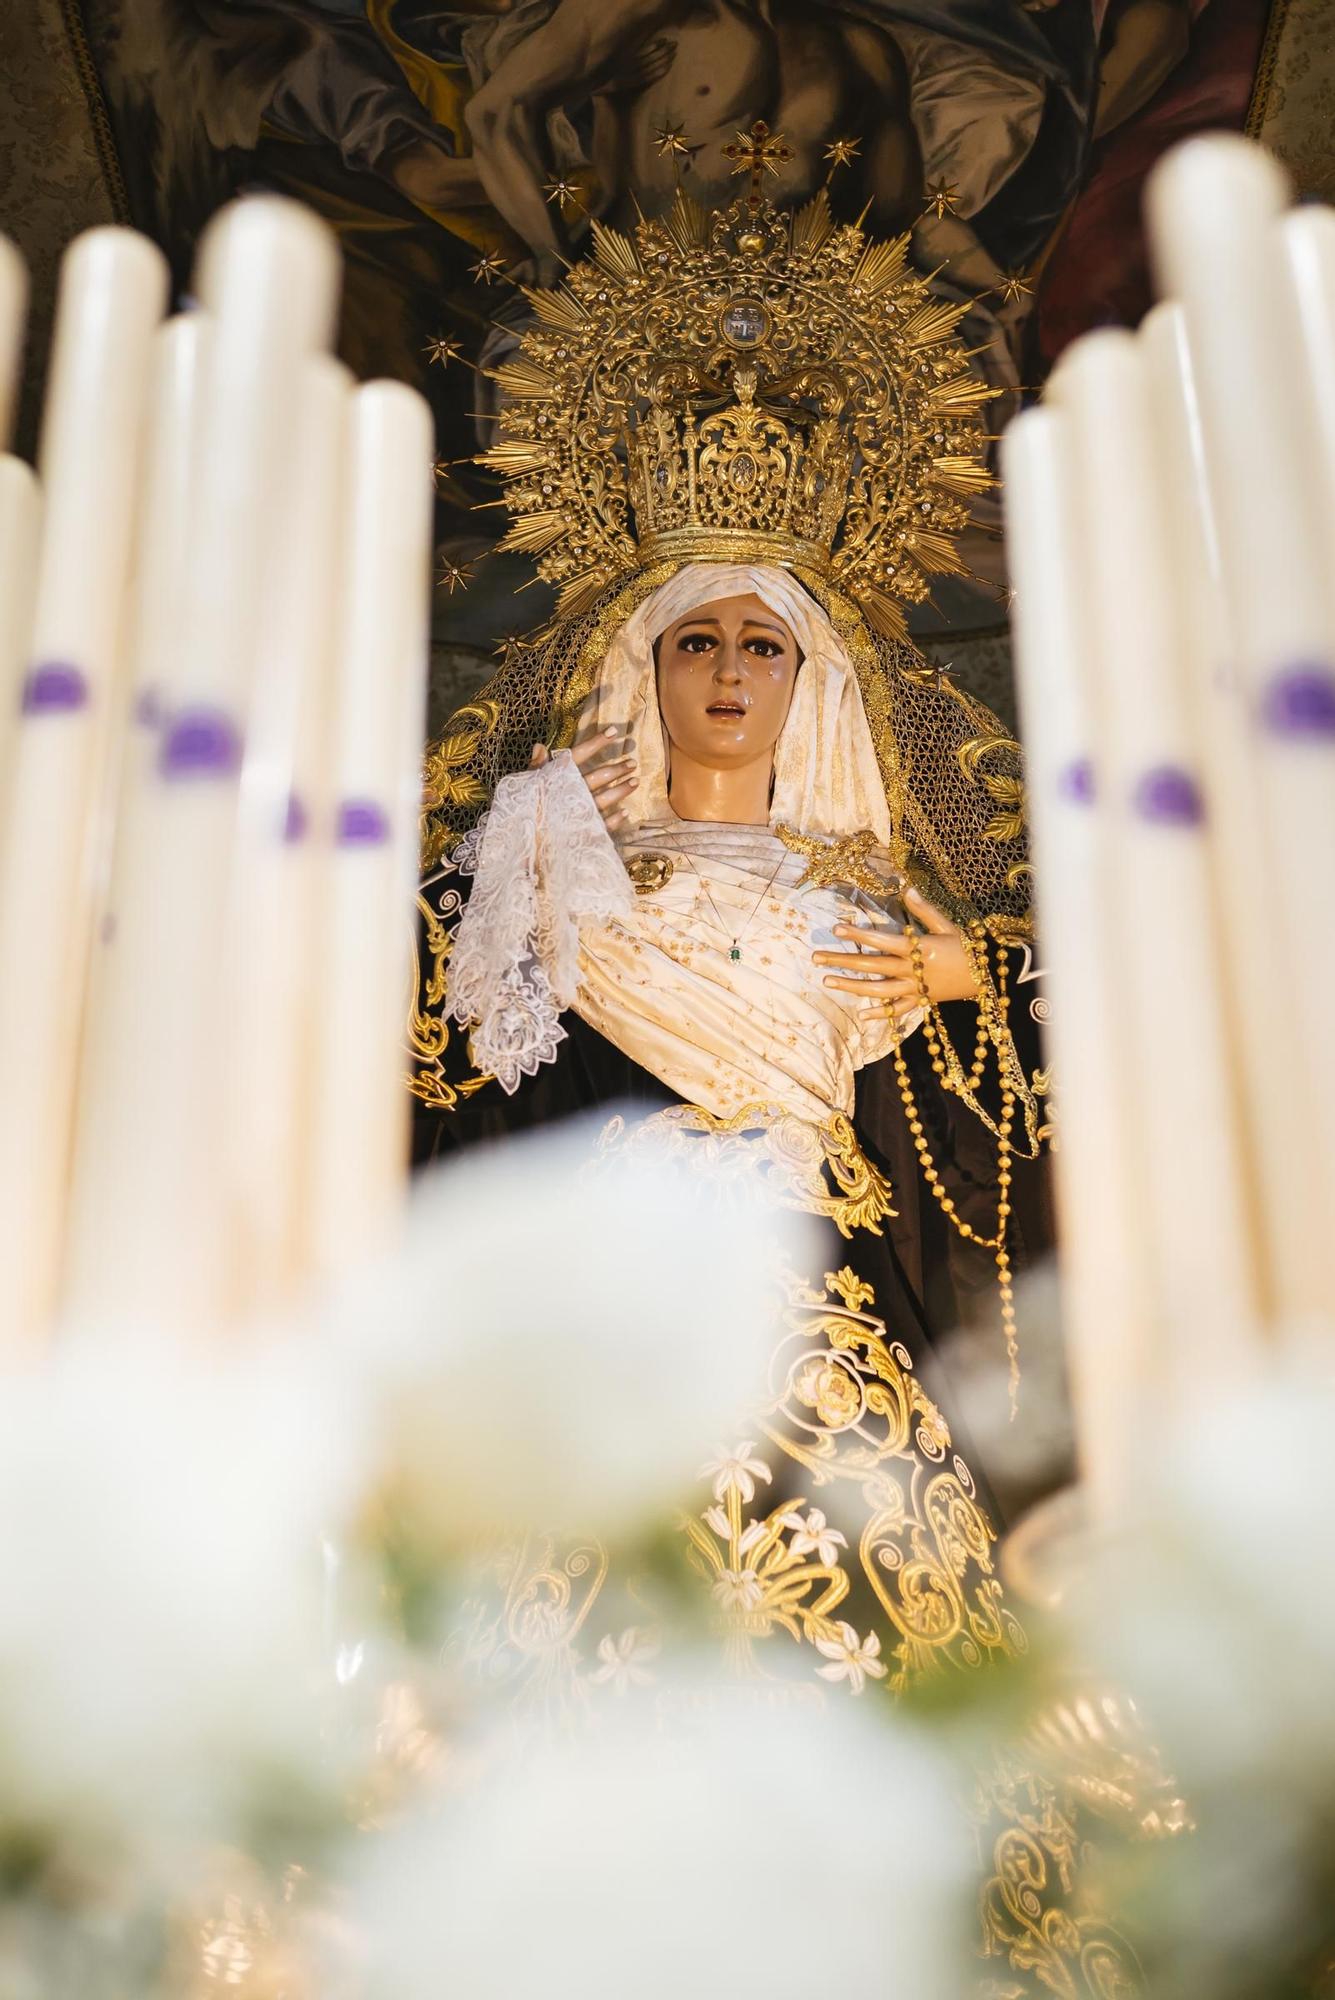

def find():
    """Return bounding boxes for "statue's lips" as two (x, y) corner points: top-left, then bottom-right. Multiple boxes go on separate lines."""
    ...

(705, 702), (747, 718)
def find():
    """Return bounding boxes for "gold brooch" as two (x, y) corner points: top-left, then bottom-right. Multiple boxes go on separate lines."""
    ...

(626, 852), (674, 896)
(775, 825), (895, 898)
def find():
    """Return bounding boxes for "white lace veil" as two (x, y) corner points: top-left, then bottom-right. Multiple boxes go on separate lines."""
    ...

(577, 563), (894, 842)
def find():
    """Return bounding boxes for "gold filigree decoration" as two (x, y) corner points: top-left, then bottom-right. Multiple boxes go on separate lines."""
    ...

(775, 823), (895, 898)
(975, 1753), (1147, 1996)
(477, 158), (996, 636)
(598, 1100), (896, 1240)
(421, 698), (500, 868)
(680, 1260), (1025, 1692)
(405, 871), (493, 1111)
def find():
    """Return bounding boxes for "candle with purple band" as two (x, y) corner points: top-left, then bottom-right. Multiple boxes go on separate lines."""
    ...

(158, 707), (243, 779)
(0, 226), (168, 1348)
(0, 455), (38, 823)
(1057, 757), (1095, 806)
(336, 798), (391, 846)
(62, 199), (341, 1338)
(311, 377), (434, 1283)
(1002, 403), (1150, 1525)
(1047, 324), (1261, 1399)
(229, 351), (349, 1309)
(1147, 133), (1335, 1324)
(20, 661), (88, 715)
(65, 312), (214, 1331)
(1261, 664), (1335, 740)
(1131, 765), (1204, 826)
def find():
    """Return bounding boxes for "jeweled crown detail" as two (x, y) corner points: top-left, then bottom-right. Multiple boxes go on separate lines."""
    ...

(480, 179), (997, 637)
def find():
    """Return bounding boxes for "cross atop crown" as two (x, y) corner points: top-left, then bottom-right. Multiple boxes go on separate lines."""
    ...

(723, 121), (795, 206)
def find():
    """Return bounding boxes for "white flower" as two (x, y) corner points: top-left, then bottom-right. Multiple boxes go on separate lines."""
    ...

(781, 1507), (848, 1566)
(697, 1442), (773, 1505)
(0, 1335), (365, 1861)
(350, 1681), (971, 2000)
(712, 1568), (765, 1612)
(335, 1117), (810, 1544)
(814, 1623), (887, 1696)
(702, 1503), (769, 1555)
(589, 1629), (660, 1694)
(1053, 1358), (1335, 1985)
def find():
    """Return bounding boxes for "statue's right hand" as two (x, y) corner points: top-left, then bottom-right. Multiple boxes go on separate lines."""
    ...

(530, 726), (638, 833)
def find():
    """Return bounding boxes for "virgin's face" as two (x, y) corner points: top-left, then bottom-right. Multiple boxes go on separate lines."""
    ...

(654, 593), (801, 770)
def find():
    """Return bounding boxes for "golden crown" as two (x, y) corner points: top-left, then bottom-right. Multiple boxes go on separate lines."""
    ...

(479, 135), (997, 639)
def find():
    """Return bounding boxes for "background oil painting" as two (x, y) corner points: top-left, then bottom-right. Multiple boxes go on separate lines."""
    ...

(19, 0), (1305, 713)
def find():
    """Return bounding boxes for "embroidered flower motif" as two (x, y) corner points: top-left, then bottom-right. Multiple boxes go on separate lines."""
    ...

(763, 1116), (824, 1178)
(791, 1356), (865, 1430)
(814, 1622), (887, 1695)
(712, 1568), (765, 1612)
(589, 1627), (659, 1694)
(698, 1442), (773, 1505)
(817, 1362), (864, 1430)
(780, 1507), (849, 1566)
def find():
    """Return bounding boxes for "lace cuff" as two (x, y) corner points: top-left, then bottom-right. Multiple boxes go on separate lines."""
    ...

(446, 753), (634, 1093)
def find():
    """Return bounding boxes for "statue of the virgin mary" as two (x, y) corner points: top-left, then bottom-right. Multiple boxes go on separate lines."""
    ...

(409, 157), (1053, 1704)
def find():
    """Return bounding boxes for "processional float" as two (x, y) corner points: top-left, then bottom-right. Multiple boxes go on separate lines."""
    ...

(0, 135), (1331, 1550)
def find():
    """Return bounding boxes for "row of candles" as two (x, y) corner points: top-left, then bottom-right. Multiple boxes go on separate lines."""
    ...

(0, 199), (435, 1349)
(1003, 134), (1335, 1523)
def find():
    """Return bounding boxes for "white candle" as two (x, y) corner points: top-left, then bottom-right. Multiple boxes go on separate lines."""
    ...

(120, 313), (213, 779)
(1046, 330), (1261, 1379)
(0, 229), (36, 834)
(1281, 207), (1335, 549)
(230, 351), (351, 1308)
(310, 379), (434, 1284)
(1140, 302), (1279, 1319)
(61, 199), (341, 1338)
(64, 312), (211, 1322)
(1001, 404), (1153, 1526)
(0, 227), (168, 1347)
(1146, 135), (1335, 1324)
(0, 457), (40, 820)
(0, 231), (28, 452)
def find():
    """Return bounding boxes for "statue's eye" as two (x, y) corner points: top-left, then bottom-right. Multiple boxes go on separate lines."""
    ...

(679, 632), (716, 654)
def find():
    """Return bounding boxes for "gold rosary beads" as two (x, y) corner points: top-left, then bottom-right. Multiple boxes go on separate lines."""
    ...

(891, 922), (1021, 1414)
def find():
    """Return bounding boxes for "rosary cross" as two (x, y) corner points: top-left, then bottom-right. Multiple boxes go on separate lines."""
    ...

(724, 121), (795, 205)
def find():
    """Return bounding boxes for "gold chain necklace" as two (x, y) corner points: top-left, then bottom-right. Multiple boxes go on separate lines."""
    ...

(678, 846), (789, 963)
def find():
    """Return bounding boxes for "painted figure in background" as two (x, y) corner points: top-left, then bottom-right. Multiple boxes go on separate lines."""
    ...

(82, 0), (1259, 624)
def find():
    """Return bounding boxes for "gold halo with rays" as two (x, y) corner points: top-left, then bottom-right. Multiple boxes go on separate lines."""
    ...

(477, 180), (997, 640)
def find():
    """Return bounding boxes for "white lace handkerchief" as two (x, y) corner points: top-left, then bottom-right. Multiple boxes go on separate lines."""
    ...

(446, 753), (634, 1093)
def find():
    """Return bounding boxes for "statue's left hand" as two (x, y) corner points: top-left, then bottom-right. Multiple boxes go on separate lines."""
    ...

(813, 886), (980, 1021)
